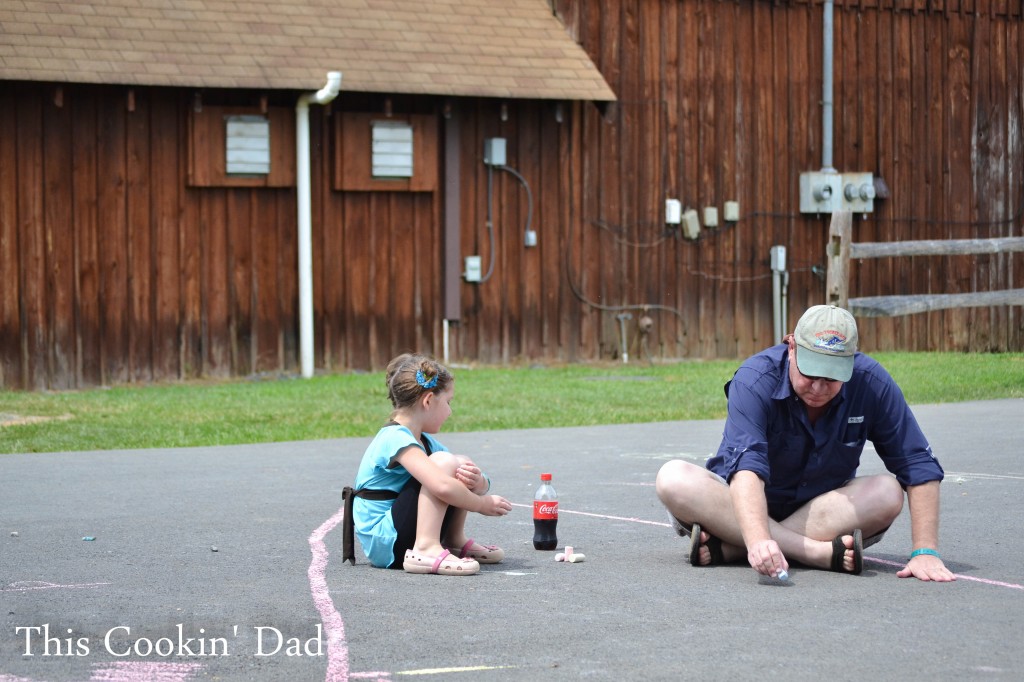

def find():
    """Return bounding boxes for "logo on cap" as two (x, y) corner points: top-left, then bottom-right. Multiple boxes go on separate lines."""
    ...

(814, 329), (848, 353)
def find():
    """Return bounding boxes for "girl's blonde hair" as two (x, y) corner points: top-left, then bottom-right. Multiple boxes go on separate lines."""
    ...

(385, 353), (453, 410)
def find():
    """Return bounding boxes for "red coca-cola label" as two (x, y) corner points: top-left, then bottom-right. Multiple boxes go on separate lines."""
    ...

(533, 501), (558, 519)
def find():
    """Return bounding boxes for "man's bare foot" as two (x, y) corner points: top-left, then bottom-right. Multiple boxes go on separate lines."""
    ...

(690, 523), (732, 566)
(828, 529), (864, 574)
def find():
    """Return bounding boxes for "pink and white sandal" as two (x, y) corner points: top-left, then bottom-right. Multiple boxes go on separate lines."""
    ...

(446, 539), (505, 564)
(403, 549), (479, 575)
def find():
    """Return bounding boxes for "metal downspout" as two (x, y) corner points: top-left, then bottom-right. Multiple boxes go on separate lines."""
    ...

(822, 0), (836, 173)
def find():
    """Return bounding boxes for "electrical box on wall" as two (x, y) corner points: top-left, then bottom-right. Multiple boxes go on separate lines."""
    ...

(665, 198), (682, 225)
(484, 138), (506, 166)
(801, 171), (877, 214)
(799, 171), (843, 214)
(724, 201), (740, 222)
(841, 172), (876, 213)
(703, 206), (719, 228)
(770, 245), (787, 272)
(681, 209), (701, 240)
(464, 255), (482, 282)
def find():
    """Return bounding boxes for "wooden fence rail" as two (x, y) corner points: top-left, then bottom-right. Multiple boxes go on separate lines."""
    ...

(826, 212), (1024, 318)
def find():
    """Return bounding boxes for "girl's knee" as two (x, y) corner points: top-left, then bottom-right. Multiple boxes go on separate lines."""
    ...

(429, 451), (460, 475)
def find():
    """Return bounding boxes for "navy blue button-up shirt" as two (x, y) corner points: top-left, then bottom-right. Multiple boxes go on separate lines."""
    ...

(707, 343), (944, 520)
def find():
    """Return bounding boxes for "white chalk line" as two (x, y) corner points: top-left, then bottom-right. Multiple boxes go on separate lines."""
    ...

(311, 490), (1022, 682)
(510, 502), (670, 528)
(511, 503), (1024, 590)
(945, 470), (1024, 481)
(89, 661), (204, 681)
(0, 580), (111, 593)
(396, 665), (517, 676)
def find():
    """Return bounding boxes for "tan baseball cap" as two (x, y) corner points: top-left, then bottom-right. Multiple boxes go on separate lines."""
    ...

(793, 305), (858, 382)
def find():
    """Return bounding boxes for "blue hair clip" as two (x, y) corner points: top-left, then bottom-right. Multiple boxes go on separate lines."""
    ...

(416, 369), (439, 389)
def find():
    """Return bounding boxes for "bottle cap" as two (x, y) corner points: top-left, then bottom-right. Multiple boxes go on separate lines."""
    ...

(540, 473), (552, 481)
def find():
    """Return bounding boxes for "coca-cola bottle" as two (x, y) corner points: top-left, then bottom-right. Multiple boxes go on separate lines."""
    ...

(533, 473), (558, 550)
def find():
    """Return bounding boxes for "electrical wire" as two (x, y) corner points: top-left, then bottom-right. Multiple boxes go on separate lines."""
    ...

(564, 122), (1022, 328)
(592, 218), (672, 248)
(564, 133), (688, 323)
(497, 165), (534, 244)
(480, 164), (497, 283)
(481, 163), (537, 282)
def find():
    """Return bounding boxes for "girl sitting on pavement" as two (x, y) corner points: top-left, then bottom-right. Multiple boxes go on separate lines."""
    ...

(344, 353), (512, 575)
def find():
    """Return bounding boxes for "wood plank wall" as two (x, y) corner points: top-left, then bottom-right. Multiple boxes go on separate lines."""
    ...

(0, 85), (304, 390)
(1, 0), (1022, 389)
(554, 0), (1023, 360)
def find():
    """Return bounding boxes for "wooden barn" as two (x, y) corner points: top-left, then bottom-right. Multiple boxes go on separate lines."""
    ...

(2, 0), (1022, 390)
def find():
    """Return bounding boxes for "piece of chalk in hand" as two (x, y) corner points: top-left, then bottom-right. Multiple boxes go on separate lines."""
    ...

(776, 569), (789, 581)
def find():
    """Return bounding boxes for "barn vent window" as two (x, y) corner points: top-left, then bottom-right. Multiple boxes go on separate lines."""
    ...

(226, 115), (271, 175)
(371, 120), (414, 178)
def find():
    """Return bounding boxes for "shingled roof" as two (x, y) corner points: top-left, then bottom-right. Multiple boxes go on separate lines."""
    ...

(0, 0), (615, 101)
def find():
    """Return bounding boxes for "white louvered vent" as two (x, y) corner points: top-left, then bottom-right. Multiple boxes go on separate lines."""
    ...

(226, 115), (270, 175)
(371, 120), (414, 178)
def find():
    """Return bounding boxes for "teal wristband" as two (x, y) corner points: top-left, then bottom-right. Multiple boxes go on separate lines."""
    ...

(482, 473), (491, 494)
(910, 548), (941, 560)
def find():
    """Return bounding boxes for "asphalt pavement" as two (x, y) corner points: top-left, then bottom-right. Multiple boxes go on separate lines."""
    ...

(2, 399), (1022, 681)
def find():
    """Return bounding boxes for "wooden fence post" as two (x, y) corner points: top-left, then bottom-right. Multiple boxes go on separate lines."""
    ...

(825, 217), (1024, 318)
(826, 211), (851, 308)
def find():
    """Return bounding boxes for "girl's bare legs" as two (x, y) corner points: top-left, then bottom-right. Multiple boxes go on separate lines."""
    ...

(412, 452), (468, 556)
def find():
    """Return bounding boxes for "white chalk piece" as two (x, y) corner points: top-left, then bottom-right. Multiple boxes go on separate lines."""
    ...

(211, 546), (219, 552)
(777, 569), (789, 581)
(82, 536), (96, 541)
(566, 554), (586, 563)
(554, 553), (566, 562)
(10, 531), (18, 537)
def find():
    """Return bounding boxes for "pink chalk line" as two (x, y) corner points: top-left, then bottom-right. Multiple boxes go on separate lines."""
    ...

(0, 581), (110, 593)
(0, 662), (206, 681)
(305, 498), (1020, 682)
(512, 504), (1024, 590)
(865, 557), (1023, 590)
(308, 505), (351, 682)
(307, 506), (399, 681)
(89, 661), (203, 681)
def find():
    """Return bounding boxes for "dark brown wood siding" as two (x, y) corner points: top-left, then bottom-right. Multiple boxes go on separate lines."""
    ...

(555, 0), (1024, 359)
(0, 85), (304, 389)
(2, 0), (1023, 389)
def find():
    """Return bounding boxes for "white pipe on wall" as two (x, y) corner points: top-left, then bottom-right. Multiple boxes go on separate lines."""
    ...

(296, 72), (342, 379)
(443, 318), (450, 364)
(770, 245), (789, 344)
